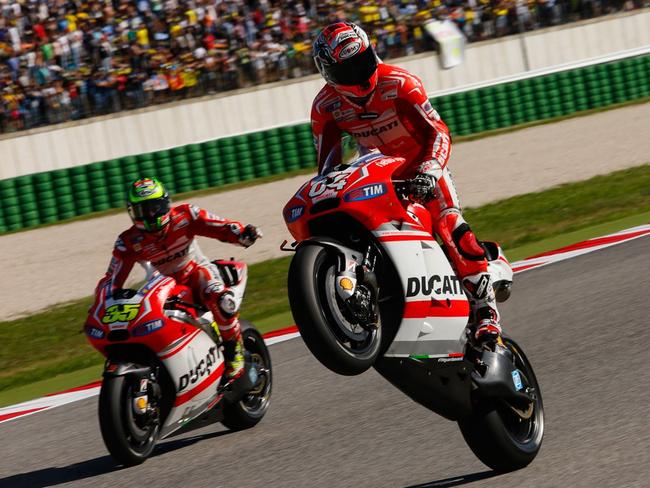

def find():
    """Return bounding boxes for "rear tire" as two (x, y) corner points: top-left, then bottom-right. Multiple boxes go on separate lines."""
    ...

(288, 244), (381, 376)
(99, 375), (158, 466)
(458, 338), (544, 472)
(221, 324), (272, 431)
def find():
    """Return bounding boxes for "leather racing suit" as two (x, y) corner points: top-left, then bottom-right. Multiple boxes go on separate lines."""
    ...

(98, 203), (249, 343)
(311, 62), (500, 336)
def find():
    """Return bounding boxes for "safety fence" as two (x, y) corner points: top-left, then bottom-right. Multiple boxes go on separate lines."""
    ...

(0, 54), (649, 234)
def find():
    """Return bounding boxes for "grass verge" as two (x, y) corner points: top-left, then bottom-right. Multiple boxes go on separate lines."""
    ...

(1, 163), (649, 407)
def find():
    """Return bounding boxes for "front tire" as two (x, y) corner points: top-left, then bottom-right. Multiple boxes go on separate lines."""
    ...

(458, 337), (544, 472)
(99, 375), (159, 466)
(288, 244), (381, 376)
(221, 323), (272, 431)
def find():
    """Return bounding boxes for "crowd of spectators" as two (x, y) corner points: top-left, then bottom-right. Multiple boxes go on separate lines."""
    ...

(1, 0), (647, 133)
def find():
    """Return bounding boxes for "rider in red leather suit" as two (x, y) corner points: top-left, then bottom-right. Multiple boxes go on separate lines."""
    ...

(97, 178), (262, 378)
(311, 22), (502, 345)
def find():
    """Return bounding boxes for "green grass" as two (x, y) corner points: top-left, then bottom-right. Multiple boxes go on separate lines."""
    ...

(463, 164), (650, 249)
(1, 163), (649, 407)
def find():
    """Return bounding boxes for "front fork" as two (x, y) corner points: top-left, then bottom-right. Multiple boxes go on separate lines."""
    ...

(104, 361), (161, 420)
(334, 244), (380, 327)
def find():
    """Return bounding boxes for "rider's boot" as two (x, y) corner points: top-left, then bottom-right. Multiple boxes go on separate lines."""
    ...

(462, 272), (503, 349)
(222, 328), (245, 380)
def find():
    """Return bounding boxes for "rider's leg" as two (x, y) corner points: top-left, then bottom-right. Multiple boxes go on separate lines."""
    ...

(422, 168), (502, 345)
(191, 264), (245, 379)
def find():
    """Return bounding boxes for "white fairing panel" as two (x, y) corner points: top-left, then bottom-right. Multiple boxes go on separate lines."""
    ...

(373, 225), (470, 358)
(159, 329), (224, 436)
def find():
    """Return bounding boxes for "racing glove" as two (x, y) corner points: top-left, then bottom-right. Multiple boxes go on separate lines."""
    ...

(239, 224), (263, 248)
(409, 160), (443, 204)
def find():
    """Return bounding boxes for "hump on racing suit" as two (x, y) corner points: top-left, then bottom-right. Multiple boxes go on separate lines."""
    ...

(310, 63), (451, 177)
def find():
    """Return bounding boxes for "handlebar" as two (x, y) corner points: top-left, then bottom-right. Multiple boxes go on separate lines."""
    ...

(165, 296), (209, 314)
(392, 179), (411, 198)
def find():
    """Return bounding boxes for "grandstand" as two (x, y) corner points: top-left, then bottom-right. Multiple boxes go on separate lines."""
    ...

(1, 0), (648, 133)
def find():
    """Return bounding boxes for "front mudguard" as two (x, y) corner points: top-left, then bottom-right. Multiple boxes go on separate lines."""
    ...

(103, 361), (152, 380)
(295, 237), (364, 272)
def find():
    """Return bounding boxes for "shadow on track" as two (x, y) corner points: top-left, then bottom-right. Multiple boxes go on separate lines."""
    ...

(405, 470), (499, 487)
(0, 430), (231, 488)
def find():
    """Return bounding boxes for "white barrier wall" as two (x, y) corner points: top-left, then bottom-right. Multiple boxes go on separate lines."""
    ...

(1, 10), (649, 180)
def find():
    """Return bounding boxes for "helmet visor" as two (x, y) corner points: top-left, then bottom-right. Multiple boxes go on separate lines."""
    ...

(130, 196), (171, 223)
(326, 48), (378, 87)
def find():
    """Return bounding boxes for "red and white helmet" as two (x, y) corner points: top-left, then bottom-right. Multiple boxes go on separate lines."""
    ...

(313, 22), (379, 99)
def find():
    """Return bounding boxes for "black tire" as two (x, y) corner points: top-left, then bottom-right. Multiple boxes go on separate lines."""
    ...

(458, 337), (544, 472)
(288, 244), (381, 376)
(99, 375), (159, 466)
(221, 324), (272, 431)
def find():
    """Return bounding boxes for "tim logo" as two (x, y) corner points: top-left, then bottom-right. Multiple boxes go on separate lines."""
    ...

(284, 205), (305, 223)
(344, 183), (386, 202)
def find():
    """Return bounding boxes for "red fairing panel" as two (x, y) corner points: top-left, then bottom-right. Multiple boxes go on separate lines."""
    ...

(284, 154), (427, 242)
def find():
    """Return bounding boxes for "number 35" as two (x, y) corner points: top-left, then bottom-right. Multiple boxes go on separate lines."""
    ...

(102, 304), (141, 324)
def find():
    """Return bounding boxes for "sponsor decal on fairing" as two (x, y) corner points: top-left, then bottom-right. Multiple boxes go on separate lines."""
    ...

(284, 205), (305, 223)
(132, 319), (165, 337)
(344, 183), (387, 202)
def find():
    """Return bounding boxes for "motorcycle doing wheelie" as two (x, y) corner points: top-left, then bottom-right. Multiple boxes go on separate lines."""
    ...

(85, 259), (272, 466)
(282, 143), (544, 472)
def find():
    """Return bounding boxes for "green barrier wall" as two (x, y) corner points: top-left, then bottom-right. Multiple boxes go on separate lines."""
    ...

(1, 54), (649, 234)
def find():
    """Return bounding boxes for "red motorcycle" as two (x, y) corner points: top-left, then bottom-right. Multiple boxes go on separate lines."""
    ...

(85, 259), (272, 466)
(283, 143), (543, 472)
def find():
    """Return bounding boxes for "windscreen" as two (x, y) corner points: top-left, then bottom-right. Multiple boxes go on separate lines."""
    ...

(320, 136), (376, 176)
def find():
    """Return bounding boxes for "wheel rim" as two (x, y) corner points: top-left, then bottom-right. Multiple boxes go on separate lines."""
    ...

(315, 253), (379, 356)
(123, 382), (159, 454)
(239, 337), (272, 415)
(496, 341), (544, 446)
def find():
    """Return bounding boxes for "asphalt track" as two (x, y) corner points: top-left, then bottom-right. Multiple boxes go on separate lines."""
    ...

(1, 236), (648, 488)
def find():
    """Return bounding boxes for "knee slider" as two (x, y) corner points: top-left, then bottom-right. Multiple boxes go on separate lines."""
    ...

(452, 223), (486, 261)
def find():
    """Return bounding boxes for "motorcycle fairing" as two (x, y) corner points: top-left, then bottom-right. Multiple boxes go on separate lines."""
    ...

(158, 329), (224, 437)
(372, 224), (470, 358)
(87, 273), (227, 438)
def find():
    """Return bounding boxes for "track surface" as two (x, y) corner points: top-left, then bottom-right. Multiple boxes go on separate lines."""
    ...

(1, 237), (649, 488)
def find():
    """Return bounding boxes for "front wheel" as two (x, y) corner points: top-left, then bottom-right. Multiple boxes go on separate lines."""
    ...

(221, 323), (272, 431)
(99, 374), (159, 466)
(288, 244), (381, 376)
(458, 337), (544, 472)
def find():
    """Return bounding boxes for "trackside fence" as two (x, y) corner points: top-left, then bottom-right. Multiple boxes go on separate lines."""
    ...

(0, 53), (649, 234)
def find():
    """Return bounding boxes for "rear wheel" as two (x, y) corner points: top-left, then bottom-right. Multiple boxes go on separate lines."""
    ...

(221, 325), (272, 431)
(99, 375), (159, 466)
(458, 337), (544, 472)
(288, 244), (381, 375)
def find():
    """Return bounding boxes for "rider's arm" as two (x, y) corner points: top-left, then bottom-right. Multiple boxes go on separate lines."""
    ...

(311, 100), (343, 171)
(97, 237), (136, 295)
(396, 73), (451, 170)
(184, 204), (247, 244)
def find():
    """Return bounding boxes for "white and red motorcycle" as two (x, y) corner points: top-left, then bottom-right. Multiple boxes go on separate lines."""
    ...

(282, 143), (544, 472)
(85, 259), (272, 466)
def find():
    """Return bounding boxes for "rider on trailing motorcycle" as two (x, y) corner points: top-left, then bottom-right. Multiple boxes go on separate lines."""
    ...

(97, 177), (263, 379)
(310, 22), (502, 347)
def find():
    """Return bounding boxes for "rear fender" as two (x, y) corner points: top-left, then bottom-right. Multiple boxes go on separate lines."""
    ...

(471, 350), (533, 408)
